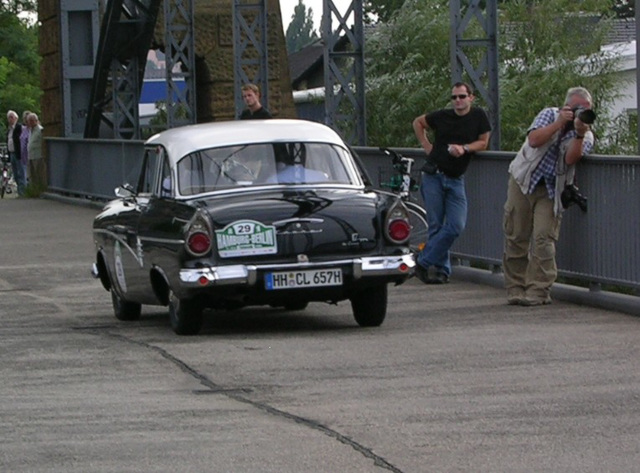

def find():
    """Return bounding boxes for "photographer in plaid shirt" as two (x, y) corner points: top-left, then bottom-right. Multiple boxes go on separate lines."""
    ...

(502, 87), (595, 306)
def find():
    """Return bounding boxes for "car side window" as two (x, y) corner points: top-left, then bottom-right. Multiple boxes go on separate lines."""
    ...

(137, 147), (162, 195)
(160, 157), (172, 197)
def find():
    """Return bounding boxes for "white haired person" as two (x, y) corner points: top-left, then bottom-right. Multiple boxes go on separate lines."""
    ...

(5, 110), (27, 195)
(503, 87), (595, 306)
(26, 113), (46, 192)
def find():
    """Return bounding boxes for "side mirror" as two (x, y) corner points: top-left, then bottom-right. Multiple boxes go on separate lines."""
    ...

(115, 183), (136, 199)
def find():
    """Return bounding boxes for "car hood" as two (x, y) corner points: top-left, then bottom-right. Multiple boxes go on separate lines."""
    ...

(197, 188), (395, 260)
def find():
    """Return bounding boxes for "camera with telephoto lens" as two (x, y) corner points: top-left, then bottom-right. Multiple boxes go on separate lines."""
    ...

(561, 183), (588, 212)
(572, 107), (596, 125)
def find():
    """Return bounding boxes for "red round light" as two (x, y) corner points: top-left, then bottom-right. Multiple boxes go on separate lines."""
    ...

(388, 219), (411, 242)
(187, 232), (211, 255)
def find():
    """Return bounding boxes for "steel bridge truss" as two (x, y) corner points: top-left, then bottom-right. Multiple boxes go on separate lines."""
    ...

(79, 0), (499, 146)
(85, 0), (195, 138)
(232, 0), (269, 117)
(163, 0), (197, 128)
(322, 0), (366, 145)
(450, 0), (500, 150)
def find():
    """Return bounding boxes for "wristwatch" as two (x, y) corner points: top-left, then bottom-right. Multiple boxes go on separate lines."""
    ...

(463, 145), (470, 153)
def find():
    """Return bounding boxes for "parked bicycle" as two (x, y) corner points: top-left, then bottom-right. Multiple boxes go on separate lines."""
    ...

(379, 147), (428, 253)
(1, 147), (13, 199)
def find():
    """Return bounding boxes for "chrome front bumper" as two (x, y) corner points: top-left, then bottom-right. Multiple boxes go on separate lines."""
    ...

(179, 254), (415, 287)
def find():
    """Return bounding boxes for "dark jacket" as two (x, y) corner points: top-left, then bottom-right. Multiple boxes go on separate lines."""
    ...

(8, 122), (23, 162)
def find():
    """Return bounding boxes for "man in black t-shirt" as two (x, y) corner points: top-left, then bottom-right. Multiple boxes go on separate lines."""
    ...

(412, 82), (491, 284)
(239, 83), (272, 120)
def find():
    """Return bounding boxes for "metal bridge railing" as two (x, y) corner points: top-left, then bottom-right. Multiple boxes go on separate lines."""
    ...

(46, 139), (640, 293)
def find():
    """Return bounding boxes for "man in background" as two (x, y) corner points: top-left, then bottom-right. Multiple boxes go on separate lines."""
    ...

(412, 82), (491, 284)
(239, 83), (272, 119)
(5, 110), (27, 196)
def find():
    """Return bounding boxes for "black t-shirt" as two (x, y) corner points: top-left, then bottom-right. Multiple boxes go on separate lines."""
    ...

(423, 107), (491, 178)
(239, 107), (272, 120)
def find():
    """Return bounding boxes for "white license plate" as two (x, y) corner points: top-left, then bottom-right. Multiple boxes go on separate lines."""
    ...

(265, 268), (343, 290)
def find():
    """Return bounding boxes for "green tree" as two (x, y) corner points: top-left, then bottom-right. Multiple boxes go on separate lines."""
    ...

(365, 0), (631, 153)
(364, 0), (406, 23)
(612, 0), (634, 18)
(0, 10), (40, 136)
(285, 0), (318, 53)
(365, 0), (452, 147)
(0, 0), (37, 16)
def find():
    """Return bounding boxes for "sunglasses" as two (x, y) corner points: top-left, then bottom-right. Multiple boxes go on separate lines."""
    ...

(451, 94), (469, 100)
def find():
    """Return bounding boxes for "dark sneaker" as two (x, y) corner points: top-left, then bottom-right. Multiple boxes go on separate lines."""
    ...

(414, 264), (431, 284)
(427, 271), (449, 284)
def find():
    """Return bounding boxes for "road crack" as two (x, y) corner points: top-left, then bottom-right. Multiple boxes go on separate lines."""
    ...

(94, 330), (405, 473)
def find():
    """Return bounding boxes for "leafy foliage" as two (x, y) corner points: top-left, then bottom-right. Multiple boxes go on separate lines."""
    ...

(0, 0), (37, 16)
(285, 0), (319, 53)
(364, 0), (407, 24)
(365, 0), (455, 147)
(612, 0), (634, 18)
(0, 9), (40, 137)
(365, 0), (633, 152)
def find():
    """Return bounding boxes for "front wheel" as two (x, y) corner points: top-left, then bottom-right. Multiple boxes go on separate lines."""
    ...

(111, 289), (141, 321)
(169, 292), (204, 335)
(350, 285), (387, 327)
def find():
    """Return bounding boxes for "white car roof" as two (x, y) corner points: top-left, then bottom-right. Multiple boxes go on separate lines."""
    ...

(145, 119), (349, 163)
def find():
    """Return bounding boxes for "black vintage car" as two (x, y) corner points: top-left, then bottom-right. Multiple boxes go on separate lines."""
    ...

(92, 120), (415, 335)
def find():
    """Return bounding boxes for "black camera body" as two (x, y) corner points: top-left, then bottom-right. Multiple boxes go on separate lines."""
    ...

(561, 183), (588, 212)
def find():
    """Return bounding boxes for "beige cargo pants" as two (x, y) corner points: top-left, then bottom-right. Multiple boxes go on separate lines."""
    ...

(502, 175), (562, 301)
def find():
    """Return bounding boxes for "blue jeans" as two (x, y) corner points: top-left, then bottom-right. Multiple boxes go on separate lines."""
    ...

(9, 152), (26, 196)
(417, 172), (468, 276)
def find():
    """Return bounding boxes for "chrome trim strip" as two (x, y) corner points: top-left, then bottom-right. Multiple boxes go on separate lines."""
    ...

(176, 183), (363, 200)
(178, 254), (415, 287)
(93, 228), (142, 264)
(273, 217), (324, 226)
(140, 236), (185, 245)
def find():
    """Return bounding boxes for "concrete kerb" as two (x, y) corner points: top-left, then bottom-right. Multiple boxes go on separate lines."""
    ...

(42, 192), (108, 210)
(453, 264), (640, 318)
(41, 191), (640, 319)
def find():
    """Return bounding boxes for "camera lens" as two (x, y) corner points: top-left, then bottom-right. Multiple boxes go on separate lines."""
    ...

(577, 109), (596, 125)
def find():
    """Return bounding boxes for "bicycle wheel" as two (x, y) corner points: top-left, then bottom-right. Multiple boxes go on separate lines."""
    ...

(1, 173), (7, 199)
(405, 202), (428, 254)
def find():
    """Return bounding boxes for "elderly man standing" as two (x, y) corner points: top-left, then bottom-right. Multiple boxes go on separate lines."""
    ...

(26, 113), (46, 192)
(5, 110), (27, 196)
(502, 87), (595, 306)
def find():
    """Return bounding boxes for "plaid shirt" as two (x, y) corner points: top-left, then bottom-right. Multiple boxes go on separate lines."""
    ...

(527, 108), (593, 198)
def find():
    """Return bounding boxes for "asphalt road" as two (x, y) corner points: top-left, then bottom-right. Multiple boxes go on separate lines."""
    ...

(2, 198), (640, 473)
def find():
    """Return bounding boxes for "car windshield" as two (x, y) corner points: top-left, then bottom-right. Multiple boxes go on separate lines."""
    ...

(177, 142), (358, 195)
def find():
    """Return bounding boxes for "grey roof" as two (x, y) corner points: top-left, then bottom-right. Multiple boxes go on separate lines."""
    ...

(606, 17), (636, 43)
(288, 40), (326, 88)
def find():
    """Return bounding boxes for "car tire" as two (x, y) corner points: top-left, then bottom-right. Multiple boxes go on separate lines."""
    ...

(111, 289), (142, 321)
(169, 292), (204, 336)
(350, 285), (387, 327)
